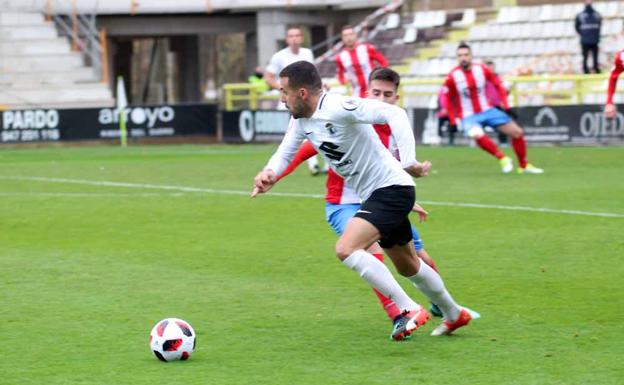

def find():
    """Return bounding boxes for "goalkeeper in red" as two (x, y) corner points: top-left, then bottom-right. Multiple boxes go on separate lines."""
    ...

(444, 43), (543, 174)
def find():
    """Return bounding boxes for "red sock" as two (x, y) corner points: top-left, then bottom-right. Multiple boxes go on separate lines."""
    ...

(512, 136), (528, 168)
(425, 259), (438, 273)
(475, 135), (504, 159)
(372, 253), (402, 320)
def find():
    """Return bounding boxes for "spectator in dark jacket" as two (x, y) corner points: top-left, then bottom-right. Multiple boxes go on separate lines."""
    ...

(575, 0), (602, 74)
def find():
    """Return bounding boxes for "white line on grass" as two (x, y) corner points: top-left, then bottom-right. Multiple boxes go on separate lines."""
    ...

(0, 192), (188, 198)
(1, 175), (623, 219)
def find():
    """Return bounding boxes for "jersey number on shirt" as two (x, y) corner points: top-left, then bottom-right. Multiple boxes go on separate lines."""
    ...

(319, 142), (345, 161)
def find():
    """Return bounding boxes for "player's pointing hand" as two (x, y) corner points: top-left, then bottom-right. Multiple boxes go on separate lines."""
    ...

(251, 169), (277, 197)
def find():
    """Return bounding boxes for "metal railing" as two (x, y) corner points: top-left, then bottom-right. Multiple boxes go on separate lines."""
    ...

(222, 73), (612, 111)
(46, 0), (108, 83)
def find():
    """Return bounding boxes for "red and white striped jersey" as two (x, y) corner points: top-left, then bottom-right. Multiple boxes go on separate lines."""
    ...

(443, 63), (509, 124)
(336, 43), (388, 98)
(607, 49), (624, 104)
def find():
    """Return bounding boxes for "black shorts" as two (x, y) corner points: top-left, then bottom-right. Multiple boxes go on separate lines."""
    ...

(354, 185), (415, 249)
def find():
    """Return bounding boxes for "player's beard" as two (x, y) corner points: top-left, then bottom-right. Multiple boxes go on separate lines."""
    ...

(288, 98), (306, 119)
(460, 60), (471, 70)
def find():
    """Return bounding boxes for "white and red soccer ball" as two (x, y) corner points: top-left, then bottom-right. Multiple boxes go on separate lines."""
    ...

(149, 318), (196, 362)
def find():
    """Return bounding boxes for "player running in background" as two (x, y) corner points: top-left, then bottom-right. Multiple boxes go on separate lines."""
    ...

(264, 25), (327, 176)
(276, 68), (444, 321)
(604, 49), (624, 118)
(336, 25), (388, 98)
(483, 59), (510, 147)
(252, 61), (473, 340)
(444, 43), (543, 174)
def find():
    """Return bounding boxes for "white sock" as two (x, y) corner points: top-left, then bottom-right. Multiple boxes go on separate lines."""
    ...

(408, 262), (461, 321)
(306, 156), (319, 171)
(343, 249), (418, 312)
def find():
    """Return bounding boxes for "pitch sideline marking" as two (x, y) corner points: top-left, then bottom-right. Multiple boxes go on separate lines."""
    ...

(1, 175), (623, 219)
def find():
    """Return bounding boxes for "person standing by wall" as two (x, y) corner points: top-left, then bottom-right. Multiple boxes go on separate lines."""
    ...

(575, 0), (602, 74)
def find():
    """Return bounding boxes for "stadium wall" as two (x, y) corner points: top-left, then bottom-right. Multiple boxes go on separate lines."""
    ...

(220, 106), (624, 145)
(0, 104), (217, 144)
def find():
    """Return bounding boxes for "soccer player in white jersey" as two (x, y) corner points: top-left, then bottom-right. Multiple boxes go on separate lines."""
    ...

(264, 25), (326, 175)
(275, 68), (445, 323)
(444, 43), (543, 174)
(252, 61), (472, 340)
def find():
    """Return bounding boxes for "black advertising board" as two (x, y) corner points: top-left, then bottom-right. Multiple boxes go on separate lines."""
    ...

(222, 110), (291, 143)
(515, 105), (624, 144)
(0, 104), (217, 143)
(411, 104), (624, 145)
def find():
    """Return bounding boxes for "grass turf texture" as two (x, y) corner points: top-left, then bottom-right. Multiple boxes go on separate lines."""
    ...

(1, 145), (622, 385)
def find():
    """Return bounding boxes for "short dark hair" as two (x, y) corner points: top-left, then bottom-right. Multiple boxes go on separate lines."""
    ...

(279, 61), (322, 92)
(368, 67), (400, 89)
(341, 24), (354, 32)
(286, 25), (302, 32)
(457, 42), (471, 51)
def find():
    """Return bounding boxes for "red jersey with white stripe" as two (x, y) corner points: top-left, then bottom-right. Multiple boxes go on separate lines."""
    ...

(607, 49), (624, 104)
(336, 43), (389, 98)
(443, 63), (509, 125)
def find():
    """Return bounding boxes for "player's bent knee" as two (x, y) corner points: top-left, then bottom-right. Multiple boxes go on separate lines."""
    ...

(335, 241), (355, 261)
(501, 122), (523, 138)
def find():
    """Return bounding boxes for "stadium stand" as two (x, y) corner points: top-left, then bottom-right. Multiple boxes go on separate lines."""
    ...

(392, 1), (624, 108)
(0, 8), (113, 109)
(409, 1), (624, 77)
(317, 8), (467, 79)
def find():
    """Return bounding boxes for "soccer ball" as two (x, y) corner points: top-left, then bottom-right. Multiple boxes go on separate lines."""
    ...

(149, 318), (196, 362)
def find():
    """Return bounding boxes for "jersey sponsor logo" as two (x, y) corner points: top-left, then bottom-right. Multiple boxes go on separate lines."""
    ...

(335, 158), (352, 168)
(319, 141), (345, 161)
(341, 98), (361, 111)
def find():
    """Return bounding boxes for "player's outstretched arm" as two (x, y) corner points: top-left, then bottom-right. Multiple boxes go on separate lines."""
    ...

(404, 160), (432, 178)
(251, 169), (277, 197)
(276, 141), (318, 182)
(605, 54), (623, 118)
(411, 203), (428, 223)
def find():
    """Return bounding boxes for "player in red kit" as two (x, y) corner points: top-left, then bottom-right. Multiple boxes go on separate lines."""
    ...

(336, 25), (388, 98)
(604, 49), (624, 119)
(444, 43), (543, 174)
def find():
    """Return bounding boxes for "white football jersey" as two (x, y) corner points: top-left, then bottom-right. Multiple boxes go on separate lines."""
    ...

(266, 93), (417, 201)
(265, 47), (314, 76)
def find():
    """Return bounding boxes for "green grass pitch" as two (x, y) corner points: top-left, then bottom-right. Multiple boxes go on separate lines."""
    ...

(1, 144), (622, 385)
